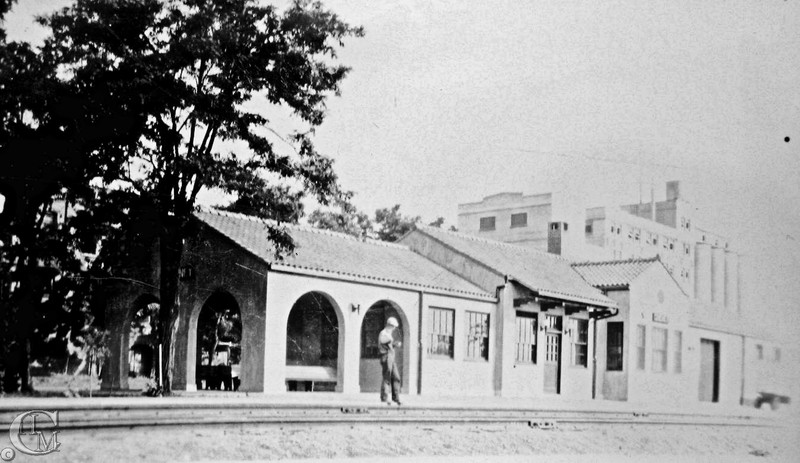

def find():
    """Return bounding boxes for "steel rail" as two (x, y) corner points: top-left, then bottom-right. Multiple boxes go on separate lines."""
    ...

(0, 404), (778, 430)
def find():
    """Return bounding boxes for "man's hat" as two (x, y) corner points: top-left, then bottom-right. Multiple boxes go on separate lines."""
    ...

(386, 317), (399, 327)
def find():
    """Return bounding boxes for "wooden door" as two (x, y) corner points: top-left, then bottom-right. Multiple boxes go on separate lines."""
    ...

(543, 315), (562, 394)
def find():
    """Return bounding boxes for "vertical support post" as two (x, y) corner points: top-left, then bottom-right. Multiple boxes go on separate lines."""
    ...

(158, 344), (163, 387)
(417, 291), (424, 395)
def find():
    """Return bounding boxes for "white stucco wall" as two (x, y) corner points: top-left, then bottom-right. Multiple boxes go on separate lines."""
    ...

(263, 271), (422, 394)
(419, 293), (497, 397)
(685, 327), (744, 406)
(262, 270), (497, 397)
(626, 265), (691, 406)
(503, 302), (594, 400)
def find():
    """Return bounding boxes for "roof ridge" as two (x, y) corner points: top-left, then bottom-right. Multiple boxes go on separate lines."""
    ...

(274, 263), (493, 298)
(571, 256), (660, 267)
(196, 207), (410, 250)
(415, 224), (569, 262)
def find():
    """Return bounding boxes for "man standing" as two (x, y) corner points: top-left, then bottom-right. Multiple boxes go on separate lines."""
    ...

(378, 317), (402, 405)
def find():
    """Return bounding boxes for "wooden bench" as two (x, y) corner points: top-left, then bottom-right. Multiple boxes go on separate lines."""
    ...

(285, 365), (337, 392)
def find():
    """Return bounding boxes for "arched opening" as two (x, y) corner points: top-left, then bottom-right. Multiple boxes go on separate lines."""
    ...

(285, 292), (341, 392)
(359, 300), (409, 393)
(128, 295), (160, 390)
(195, 291), (242, 391)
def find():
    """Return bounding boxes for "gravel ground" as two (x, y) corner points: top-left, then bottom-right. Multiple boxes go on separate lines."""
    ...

(8, 419), (796, 463)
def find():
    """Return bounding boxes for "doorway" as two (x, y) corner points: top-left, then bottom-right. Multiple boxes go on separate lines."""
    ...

(699, 338), (720, 402)
(543, 314), (562, 394)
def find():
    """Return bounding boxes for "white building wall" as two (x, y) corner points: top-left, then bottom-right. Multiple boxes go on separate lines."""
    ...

(626, 265), (691, 406)
(685, 327), (745, 406)
(419, 293), (497, 396)
(263, 271), (422, 395)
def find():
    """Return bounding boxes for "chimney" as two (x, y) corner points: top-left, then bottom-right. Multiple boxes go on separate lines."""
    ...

(547, 222), (563, 255)
(666, 181), (680, 201)
(650, 184), (656, 221)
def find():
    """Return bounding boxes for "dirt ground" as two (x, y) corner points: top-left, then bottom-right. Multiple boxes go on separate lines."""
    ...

(8, 418), (796, 463)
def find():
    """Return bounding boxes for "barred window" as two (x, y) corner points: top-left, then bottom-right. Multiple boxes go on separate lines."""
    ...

(479, 216), (496, 231)
(510, 213), (528, 228)
(652, 327), (668, 373)
(515, 312), (537, 364)
(571, 319), (588, 367)
(635, 325), (646, 370)
(428, 308), (454, 358)
(607, 322), (623, 371)
(673, 330), (682, 373)
(466, 311), (490, 361)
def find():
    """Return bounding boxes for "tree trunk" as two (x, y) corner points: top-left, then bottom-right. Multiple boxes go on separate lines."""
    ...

(158, 216), (185, 393)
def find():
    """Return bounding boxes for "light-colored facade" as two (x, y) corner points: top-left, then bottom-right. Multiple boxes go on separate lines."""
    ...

(458, 181), (791, 407)
(99, 208), (785, 408)
(575, 258), (692, 405)
(457, 181), (739, 308)
(457, 192), (554, 250)
(102, 209), (615, 399)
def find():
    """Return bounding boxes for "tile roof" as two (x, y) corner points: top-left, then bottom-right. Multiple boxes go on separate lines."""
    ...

(410, 226), (616, 307)
(194, 209), (493, 299)
(571, 257), (660, 289)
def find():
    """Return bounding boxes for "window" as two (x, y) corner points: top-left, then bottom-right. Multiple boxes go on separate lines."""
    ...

(515, 312), (537, 364)
(479, 216), (496, 231)
(607, 322), (623, 371)
(550, 223), (559, 231)
(585, 223), (593, 234)
(510, 213), (528, 228)
(673, 330), (682, 373)
(652, 327), (668, 373)
(571, 319), (588, 367)
(635, 325), (646, 370)
(465, 311), (490, 361)
(756, 344), (763, 360)
(563, 223), (569, 231)
(429, 308), (454, 358)
(775, 348), (781, 362)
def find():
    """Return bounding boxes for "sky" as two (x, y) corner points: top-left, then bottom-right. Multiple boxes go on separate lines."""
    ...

(5, 1), (800, 343)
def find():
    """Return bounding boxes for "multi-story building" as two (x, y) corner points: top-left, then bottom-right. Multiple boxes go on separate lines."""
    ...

(458, 181), (738, 310)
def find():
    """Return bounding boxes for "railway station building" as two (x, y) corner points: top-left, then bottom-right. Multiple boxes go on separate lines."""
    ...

(100, 208), (788, 407)
(101, 209), (617, 398)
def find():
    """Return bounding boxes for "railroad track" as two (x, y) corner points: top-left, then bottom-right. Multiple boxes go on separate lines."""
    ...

(0, 402), (778, 430)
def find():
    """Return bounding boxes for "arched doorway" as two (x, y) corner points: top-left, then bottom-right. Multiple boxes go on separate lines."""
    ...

(359, 300), (408, 393)
(128, 295), (159, 390)
(285, 292), (341, 392)
(195, 291), (242, 391)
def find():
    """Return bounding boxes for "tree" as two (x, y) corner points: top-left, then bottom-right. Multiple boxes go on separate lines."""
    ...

(307, 191), (373, 238)
(42, 0), (362, 392)
(374, 204), (419, 242)
(0, 0), (136, 391)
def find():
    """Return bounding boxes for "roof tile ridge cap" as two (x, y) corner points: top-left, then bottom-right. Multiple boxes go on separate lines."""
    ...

(200, 208), (363, 238)
(417, 224), (567, 261)
(199, 207), (280, 227)
(361, 238), (411, 250)
(572, 256), (659, 267)
(278, 262), (491, 297)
